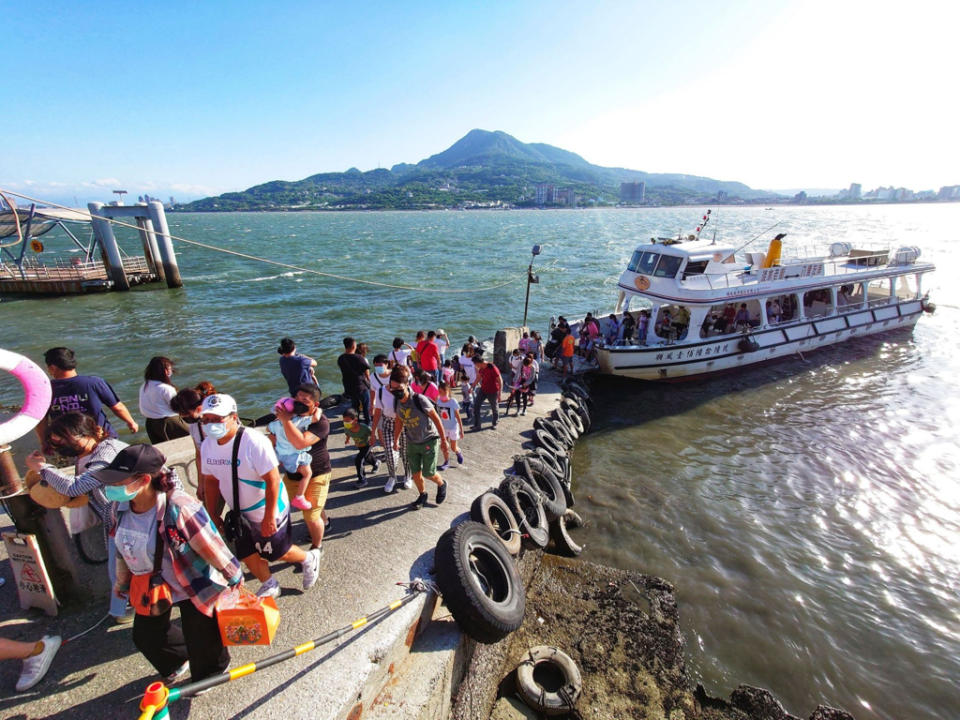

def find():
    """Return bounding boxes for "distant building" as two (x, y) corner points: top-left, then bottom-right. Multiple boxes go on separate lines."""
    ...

(619, 181), (645, 203)
(716, 190), (728, 202)
(556, 188), (577, 206)
(938, 185), (960, 200)
(536, 183), (557, 205)
(794, 191), (808, 202)
(848, 183), (861, 199)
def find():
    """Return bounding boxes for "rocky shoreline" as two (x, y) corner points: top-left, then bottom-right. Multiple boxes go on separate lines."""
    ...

(449, 553), (856, 720)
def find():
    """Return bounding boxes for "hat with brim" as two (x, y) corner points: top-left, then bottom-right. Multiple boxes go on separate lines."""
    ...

(92, 444), (167, 486)
(201, 393), (237, 417)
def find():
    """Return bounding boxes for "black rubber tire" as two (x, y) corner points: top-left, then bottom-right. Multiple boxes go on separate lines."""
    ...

(561, 395), (591, 434)
(497, 477), (550, 550)
(74, 526), (108, 565)
(527, 447), (564, 479)
(533, 427), (565, 456)
(532, 417), (568, 448)
(516, 645), (583, 716)
(562, 405), (585, 437)
(561, 379), (593, 409)
(434, 521), (526, 644)
(549, 510), (584, 557)
(523, 451), (574, 507)
(470, 492), (522, 556)
(546, 418), (575, 449)
(549, 407), (577, 440)
(514, 456), (567, 522)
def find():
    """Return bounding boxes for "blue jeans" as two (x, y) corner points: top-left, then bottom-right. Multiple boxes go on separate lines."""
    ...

(350, 390), (371, 425)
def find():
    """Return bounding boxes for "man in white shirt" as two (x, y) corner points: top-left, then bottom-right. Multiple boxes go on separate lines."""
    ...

(200, 394), (320, 598)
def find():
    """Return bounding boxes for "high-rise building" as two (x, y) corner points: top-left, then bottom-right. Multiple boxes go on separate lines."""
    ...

(620, 181), (645, 203)
(848, 183), (862, 199)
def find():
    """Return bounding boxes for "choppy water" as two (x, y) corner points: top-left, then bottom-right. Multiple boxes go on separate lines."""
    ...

(1, 205), (958, 719)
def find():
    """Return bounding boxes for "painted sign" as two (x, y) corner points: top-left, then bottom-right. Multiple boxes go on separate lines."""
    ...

(3, 533), (58, 616)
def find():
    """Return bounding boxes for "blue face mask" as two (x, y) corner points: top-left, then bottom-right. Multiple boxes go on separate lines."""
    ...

(204, 421), (228, 439)
(104, 483), (139, 502)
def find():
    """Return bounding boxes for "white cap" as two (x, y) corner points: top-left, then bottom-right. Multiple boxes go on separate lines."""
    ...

(201, 393), (237, 417)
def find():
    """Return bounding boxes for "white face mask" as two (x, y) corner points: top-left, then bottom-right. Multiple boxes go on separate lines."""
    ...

(204, 420), (229, 438)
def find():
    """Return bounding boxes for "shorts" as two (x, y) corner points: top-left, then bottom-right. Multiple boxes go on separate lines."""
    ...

(407, 439), (439, 477)
(235, 513), (292, 561)
(278, 450), (312, 475)
(443, 425), (461, 442)
(282, 471), (330, 524)
(561, 355), (574, 369)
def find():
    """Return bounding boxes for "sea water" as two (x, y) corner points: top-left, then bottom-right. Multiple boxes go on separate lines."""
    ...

(1, 205), (957, 719)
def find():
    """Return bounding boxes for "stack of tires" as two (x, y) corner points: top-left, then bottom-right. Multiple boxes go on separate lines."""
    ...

(433, 376), (593, 644)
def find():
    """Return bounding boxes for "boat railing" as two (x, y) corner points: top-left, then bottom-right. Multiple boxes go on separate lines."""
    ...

(679, 249), (910, 292)
(0, 256), (152, 281)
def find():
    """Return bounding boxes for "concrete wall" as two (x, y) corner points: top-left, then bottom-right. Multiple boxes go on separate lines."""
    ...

(493, 326), (528, 373)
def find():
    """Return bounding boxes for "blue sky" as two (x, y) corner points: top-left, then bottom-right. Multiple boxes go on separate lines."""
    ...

(2, 0), (956, 205)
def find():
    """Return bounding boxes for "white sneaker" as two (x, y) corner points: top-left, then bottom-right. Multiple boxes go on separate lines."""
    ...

(256, 577), (281, 598)
(401, 476), (413, 490)
(384, 476), (397, 493)
(16, 635), (61, 692)
(163, 660), (190, 686)
(302, 548), (321, 590)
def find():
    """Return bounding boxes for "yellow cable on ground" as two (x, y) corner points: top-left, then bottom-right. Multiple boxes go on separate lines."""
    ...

(0, 188), (534, 294)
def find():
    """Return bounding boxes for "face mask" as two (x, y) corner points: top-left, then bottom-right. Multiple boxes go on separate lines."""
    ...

(343, 421), (356, 430)
(104, 482), (139, 502)
(204, 421), (228, 439)
(391, 389), (405, 401)
(375, 366), (388, 376)
(292, 401), (310, 414)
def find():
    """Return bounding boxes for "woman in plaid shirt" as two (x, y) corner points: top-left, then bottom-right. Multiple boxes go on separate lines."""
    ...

(93, 444), (242, 685)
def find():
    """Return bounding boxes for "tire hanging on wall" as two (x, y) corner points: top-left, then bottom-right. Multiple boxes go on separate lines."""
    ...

(561, 394), (591, 434)
(549, 407), (578, 439)
(533, 416), (570, 449)
(434, 521), (526, 644)
(533, 426), (565, 456)
(561, 379), (593, 410)
(527, 447), (564, 480)
(549, 509), (584, 556)
(514, 455), (567, 521)
(470, 491), (522, 556)
(497, 477), (549, 550)
(515, 645), (583, 716)
(520, 451), (574, 507)
(546, 418), (575, 449)
(561, 405), (585, 437)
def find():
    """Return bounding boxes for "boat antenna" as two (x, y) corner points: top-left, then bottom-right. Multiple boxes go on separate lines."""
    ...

(695, 209), (711, 241)
(719, 220), (783, 261)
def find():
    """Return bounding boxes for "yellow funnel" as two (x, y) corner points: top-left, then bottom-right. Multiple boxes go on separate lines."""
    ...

(761, 235), (783, 268)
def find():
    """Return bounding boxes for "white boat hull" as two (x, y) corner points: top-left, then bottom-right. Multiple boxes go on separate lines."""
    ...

(595, 300), (925, 380)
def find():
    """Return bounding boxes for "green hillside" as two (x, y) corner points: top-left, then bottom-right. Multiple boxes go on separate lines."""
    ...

(177, 129), (776, 211)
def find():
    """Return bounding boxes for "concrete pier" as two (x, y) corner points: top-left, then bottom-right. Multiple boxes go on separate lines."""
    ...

(0, 376), (566, 719)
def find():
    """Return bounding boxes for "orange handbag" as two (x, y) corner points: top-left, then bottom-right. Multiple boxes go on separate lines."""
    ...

(216, 586), (280, 646)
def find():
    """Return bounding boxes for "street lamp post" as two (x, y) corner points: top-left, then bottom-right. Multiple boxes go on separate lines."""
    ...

(522, 244), (542, 328)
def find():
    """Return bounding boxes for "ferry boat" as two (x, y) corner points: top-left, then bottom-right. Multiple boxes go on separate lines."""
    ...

(584, 215), (935, 381)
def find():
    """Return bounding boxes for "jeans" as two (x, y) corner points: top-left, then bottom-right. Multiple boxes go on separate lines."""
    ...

(107, 537), (131, 617)
(350, 390), (371, 425)
(473, 391), (499, 429)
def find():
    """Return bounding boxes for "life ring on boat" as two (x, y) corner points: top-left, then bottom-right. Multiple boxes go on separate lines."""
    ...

(515, 645), (583, 715)
(634, 275), (650, 291)
(0, 349), (52, 446)
(434, 521), (526, 644)
(549, 509), (585, 557)
(470, 491), (522, 556)
(497, 477), (550, 550)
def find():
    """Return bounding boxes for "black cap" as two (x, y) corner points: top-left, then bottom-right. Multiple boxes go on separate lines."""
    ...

(92, 444), (167, 486)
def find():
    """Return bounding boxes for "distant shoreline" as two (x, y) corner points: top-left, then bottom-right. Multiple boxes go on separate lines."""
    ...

(168, 198), (960, 213)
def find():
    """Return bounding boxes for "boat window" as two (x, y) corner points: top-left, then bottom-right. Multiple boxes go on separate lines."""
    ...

(894, 275), (918, 300)
(630, 251), (660, 275)
(653, 255), (682, 278)
(683, 260), (709, 278)
(866, 278), (892, 306)
(699, 300), (762, 337)
(803, 289), (833, 317)
(762, 295), (794, 324)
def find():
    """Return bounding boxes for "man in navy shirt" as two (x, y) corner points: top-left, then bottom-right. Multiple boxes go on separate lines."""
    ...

(277, 338), (319, 396)
(37, 347), (139, 440)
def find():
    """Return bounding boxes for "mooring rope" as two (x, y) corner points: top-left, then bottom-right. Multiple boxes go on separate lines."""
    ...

(0, 190), (25, 249)
(0, 188), (541, 294)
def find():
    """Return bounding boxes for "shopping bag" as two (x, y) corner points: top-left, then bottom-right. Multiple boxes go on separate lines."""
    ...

(216, 586), (280, 646)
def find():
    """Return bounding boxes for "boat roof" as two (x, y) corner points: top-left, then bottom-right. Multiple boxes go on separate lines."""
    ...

(642, 237), (737, 259)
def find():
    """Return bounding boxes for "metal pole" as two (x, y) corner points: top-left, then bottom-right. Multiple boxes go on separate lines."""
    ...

(147, 201), (182, 288)
(88, 202), (130, 291)
(522, 261), (533, 329)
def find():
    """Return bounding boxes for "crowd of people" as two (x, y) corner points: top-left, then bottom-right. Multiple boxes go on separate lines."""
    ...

(3, 331), (544, 692)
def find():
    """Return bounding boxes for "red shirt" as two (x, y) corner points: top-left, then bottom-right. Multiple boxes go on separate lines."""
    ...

(477, 364), (502, 394)
(417, 340), (440, 371)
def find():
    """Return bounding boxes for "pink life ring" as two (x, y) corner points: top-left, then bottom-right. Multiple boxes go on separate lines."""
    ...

(0, 349), (52, 445)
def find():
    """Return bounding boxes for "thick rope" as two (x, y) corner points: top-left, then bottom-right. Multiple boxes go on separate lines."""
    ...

(0, 190), (24, 249)
(0, 188), (536, 294)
